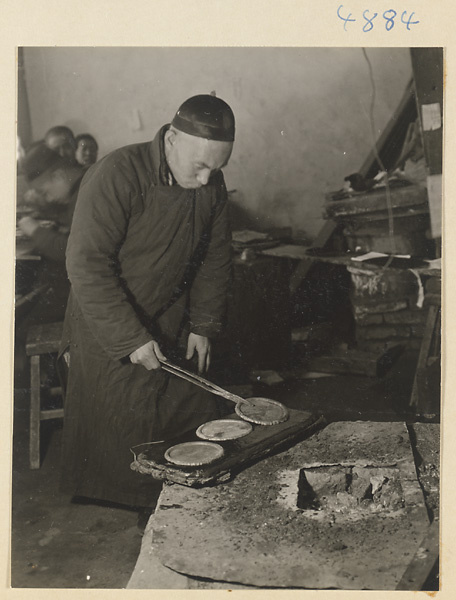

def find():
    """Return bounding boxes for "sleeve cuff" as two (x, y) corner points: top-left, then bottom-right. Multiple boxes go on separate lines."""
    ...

(190, 322), (222, 339)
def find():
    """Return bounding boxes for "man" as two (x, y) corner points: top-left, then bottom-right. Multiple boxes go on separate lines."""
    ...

(60, 94), (235, 509)
(18, 142), (85, 323)
(75, 133), (99, 168)
(44, 126), (77, 164)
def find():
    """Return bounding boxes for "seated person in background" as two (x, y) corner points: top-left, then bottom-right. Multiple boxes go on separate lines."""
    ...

(44, 125), (77, 164)
(17, 142), (84, 324)
(75, 133), (98, 168)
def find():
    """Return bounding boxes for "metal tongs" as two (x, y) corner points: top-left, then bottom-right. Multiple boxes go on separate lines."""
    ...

(160, 360), (289, 426)
(159, 359), (251, 405)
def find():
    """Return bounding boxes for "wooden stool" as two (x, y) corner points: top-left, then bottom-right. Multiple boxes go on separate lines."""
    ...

(25, 321), (64, 469)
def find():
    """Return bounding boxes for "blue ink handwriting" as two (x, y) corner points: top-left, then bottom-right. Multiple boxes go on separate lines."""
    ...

(337, 6), (420, 31)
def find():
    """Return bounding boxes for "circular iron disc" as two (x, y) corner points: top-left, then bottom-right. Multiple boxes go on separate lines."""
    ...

(196, 419), (253, 441)
(164, 441), (224, 466)
(235, 397), (289, 426)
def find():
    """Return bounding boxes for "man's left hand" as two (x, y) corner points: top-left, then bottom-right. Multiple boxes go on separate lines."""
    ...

(186, 333), (211, 373)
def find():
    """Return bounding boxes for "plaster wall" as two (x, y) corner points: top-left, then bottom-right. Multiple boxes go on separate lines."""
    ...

(23, 47), (412, 238)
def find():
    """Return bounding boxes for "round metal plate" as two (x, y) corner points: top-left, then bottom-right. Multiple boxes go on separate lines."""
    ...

(235, 397), (289, 426)
(164, 441), (224, 466)
(196, 419), (253, 441)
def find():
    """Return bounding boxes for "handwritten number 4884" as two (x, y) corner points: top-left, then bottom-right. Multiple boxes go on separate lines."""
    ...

(337, 6), (419, 31)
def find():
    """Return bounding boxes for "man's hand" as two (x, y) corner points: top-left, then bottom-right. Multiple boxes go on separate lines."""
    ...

(186, 333), (211, 373)
(129, 340), (167, 371)
(18, 216), (40, 237)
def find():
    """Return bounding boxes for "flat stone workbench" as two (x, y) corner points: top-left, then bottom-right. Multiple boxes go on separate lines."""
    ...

(127, 421), (439, 590)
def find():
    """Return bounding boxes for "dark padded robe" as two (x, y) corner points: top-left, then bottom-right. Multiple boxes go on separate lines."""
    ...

(60, 126), (232, 507)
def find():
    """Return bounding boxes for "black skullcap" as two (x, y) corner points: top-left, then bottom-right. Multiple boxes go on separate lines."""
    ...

(23, 142), (63, 182)
(171, 94), (235, 142)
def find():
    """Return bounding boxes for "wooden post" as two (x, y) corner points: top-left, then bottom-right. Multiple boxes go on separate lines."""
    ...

(410, 305), (440, 411)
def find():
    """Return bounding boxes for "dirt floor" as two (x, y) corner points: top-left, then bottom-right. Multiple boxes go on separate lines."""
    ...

(10, 349), (439, 589)
(10, 390), (156, 589)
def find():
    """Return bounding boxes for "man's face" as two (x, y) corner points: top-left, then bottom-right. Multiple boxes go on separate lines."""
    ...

(46, 134), (76, 161)
(30, 169), (72, 204)
(165, 129), (233, 189)
(76, 139), (98, 166)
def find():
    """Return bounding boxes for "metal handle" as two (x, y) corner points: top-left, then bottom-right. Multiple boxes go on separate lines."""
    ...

(159, 359), (245, 405)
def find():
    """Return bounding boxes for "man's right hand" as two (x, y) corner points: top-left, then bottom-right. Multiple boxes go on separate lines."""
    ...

(129, 340), (167, 371)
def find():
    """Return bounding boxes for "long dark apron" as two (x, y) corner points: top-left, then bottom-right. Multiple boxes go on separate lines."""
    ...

(60, 184), (229, 508)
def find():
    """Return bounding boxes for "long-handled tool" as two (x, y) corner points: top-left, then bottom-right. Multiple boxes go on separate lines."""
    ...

(160, 359), (288, 426)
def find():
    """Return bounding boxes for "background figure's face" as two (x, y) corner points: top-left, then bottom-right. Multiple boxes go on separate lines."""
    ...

(165, 129), (233, 189)
(75, 139), (98, 166)
(46, 133), (76, 161)
(30, 169), (72, 204)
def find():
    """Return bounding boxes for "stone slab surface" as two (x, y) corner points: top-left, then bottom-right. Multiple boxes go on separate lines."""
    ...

(127, 512), (253, 590)
(152, 421), (430, 590)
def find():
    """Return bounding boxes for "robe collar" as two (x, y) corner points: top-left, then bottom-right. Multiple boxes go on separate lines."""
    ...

(150, 124), (177, 187)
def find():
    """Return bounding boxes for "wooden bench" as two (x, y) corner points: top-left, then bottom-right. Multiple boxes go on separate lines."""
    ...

(25, 321), (64, 469)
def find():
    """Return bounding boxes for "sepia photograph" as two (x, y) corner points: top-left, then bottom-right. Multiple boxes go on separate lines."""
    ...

(11, 45), (442, 591)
